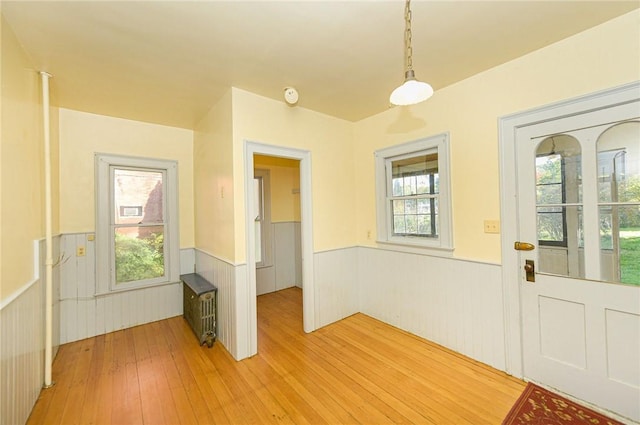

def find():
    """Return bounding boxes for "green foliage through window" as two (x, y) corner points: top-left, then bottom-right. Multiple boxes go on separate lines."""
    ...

(115, 232), (164, 284)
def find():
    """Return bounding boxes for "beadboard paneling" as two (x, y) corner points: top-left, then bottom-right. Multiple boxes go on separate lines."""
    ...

(357, 247), (506, 371)
(274, 222), (301, 291)
(59, 233), (185, 344)
(1, 236), (61, 425)
(314, 247), (359, 328)
(256, 222), (302, 296)
(195, 249), (239, 359)
(256, 265), (276, 296)
(0, 278), (43, 425)
(38, 236), (62, 357)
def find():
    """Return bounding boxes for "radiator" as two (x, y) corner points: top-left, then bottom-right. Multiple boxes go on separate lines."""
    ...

(181, 273), (217, 348)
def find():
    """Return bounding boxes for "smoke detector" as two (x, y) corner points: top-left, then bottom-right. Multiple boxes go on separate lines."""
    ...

(284, 87), (299, 106)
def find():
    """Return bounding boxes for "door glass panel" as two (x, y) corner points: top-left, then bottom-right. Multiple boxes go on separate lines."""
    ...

(536, 135), (584, 277)
(597, 121), (640, 285)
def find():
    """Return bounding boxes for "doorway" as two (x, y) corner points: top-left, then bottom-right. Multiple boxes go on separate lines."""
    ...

(254, 155), (303, 297)
(499, 83), (640, 421)
(244, 141), (315, 358)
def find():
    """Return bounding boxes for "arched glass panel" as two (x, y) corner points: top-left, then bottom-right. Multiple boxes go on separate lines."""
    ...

(597, 121), (640, 285)
(535, 135), (583, 277)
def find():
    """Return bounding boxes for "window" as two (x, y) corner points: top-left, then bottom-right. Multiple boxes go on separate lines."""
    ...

(535, 153), (568, 246)
(375, 133), (453, 251)
(96, 154), (179, 293)
(535, 136), (583, 258)
(253, 169), (272, 268)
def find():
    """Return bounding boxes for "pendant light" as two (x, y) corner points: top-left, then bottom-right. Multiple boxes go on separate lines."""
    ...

(390, 0), (433, 106)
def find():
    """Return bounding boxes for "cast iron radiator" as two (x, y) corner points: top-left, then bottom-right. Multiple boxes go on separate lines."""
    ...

(181, 273), (217, 348)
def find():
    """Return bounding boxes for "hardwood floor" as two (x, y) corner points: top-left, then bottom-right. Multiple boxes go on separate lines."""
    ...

(27, 287), (525, 424)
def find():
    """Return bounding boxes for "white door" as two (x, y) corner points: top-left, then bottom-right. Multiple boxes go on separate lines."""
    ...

(516, 101), (640, 421)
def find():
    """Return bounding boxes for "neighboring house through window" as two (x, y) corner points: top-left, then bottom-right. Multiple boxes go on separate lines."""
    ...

(96, 154), (179, 294)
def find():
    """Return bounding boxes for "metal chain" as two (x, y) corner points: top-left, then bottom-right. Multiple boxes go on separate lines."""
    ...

(405, 0), (413, 71)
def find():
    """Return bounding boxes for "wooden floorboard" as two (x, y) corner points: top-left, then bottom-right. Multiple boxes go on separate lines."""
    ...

(26, 287), (525, 424)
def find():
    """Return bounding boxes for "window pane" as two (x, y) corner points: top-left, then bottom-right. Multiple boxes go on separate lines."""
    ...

(405, 215), (417, 234)
(416, 175), (429, 194)
(393, 215), (406, 234)
(619, 207), (640, 285)
(392, 197), (438, 237)
(535, 136), (582, 252)
(403, 176), (416, 196)
(598, 206), (640, 285)
(115, 226), (164, 284)
(393, 199), (405, 214)
(597, 122), (640, 285)
(433, 199), (439, 237)
(417, 214), (430, 234)
(405, 199), (416, 214)
(537, 211), (565, 242)
(254, 178), (262, 263)
(392, 177), (403, 197)
(537, 184), (563, 205)
(391, 154), (438, 196)
(114, 169), (163, 224)
(536, 154), (562, 184)
(417, 199), (430, 214)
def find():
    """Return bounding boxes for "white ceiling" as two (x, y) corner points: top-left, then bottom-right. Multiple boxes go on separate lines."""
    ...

(2, 1), (638, 129)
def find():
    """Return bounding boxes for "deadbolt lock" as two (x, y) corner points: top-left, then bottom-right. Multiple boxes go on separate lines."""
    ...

(524, 260), (535, 282)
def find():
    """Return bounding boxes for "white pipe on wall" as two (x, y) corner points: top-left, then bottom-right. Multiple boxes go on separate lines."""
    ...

(40, 71), (54, 388)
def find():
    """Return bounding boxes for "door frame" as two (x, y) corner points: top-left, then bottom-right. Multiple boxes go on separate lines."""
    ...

(498, 81), (640, 378)
(243, 141), (315, 357)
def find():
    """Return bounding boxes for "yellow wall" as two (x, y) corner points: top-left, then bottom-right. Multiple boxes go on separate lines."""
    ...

(193, 89), (235, 262)
(354, 10), (640, 263)
(58, 108), (195, 248)
(254, 155), (300, 223)
(231, 88), (356, 262)
(0, 15), (45, 300)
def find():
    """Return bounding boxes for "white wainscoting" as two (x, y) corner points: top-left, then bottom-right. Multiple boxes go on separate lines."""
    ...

(257, 222), (302, 296)
(194, 249), (243, 359)
(201, 246), (360, 360)
(58, 233), (190, 344)
(202, 245), (504, 369)
(0, 237), (61, 425)
(314, 247), (360, 328)
(38, 237), (62, 358)
(274, 222), (302, 290)
(58, 236), (507, 375)
(0, 278), (44, 425)
(357, 247), (506, 371)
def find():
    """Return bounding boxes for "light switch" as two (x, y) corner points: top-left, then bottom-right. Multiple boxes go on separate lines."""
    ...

(484, 220), (500, 234)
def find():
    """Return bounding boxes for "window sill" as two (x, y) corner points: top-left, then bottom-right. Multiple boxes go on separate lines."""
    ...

(95, 279), (182, 297)
(376, 239), (454, 258)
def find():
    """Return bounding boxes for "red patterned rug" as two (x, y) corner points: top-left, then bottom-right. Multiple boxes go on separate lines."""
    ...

(503, 383), (624, 424)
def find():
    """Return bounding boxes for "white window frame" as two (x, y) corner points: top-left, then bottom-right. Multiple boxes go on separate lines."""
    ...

(374, 133), (453, 252)
(95, 153), (180, 294)
(254, 168), (273, 268)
